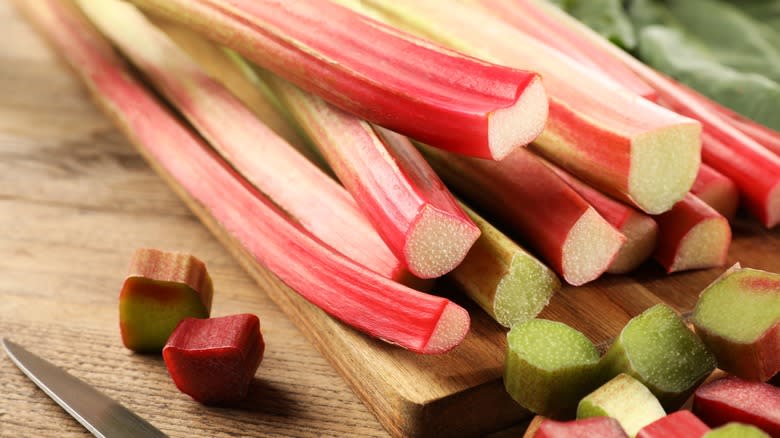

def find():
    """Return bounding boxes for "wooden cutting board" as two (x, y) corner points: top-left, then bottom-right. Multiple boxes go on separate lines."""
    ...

(4, 2), (780, 438)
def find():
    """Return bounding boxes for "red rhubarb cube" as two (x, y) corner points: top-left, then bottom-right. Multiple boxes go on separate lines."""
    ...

(637, 410), (710, 438)
(163, 314), (265, 404)
(693, 376), (780, 437)
(532, 417), (628, 438)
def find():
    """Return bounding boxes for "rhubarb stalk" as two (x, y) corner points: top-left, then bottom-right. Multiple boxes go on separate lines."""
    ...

(691, 163), (740, 220)
(478, 0), (658, 102)
(653, 194), (731, 274)
(543, 158), (658, 274)
(421, 145), (625, 286)
(450, 203), (559, 327)
(516, 0), (780, 228)
(341, 0), (702, 215)
(76, 0), (419, 286)
(23, 0), (469, 354)
(127, 0), (548, 160)
(255, 71), (480, 279)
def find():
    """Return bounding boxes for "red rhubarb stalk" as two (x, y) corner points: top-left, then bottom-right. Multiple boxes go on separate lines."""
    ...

(343, 0), (702, 214)
(670, 81), (780, 158)
(544, 158), (658, 274)
(652, 194), (731, 274)
(519, 0), (780, 228)
(259, 72), (480, 278)
(691, 162), (740, 220)
(23, 0), (469, 354)
(77, 0), (419, 286)
(127, 0), (548, 160)
(421, 146), (625, 286)
(480, 0), (658, 102)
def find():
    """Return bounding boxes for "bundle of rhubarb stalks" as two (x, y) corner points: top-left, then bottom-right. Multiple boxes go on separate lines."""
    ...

(15, 0), (780, 433)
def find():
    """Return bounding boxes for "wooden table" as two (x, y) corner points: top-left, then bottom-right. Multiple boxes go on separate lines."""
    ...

(0, 3), (406, 436)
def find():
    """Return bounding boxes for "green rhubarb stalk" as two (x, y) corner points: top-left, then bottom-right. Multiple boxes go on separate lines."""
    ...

(450, 204), (560, 327)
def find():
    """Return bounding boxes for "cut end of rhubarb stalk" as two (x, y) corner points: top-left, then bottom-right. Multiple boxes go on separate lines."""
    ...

(668, 217), (731, 273)
(422, 302), (470, 354)
(629, 123), (702, 214)
(405, 205), (481, 278)
(562, 208), (625, 286)
(692, 267), (780, 381)
(608, 213), (659, 274)
(493, 253), (559, 327)
(488, 77), (549, 160)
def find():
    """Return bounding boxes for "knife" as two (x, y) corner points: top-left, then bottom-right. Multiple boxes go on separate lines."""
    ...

(2, 338), (168, 438)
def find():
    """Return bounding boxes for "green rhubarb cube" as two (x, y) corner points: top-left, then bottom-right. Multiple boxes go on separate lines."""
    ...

(577, 373), (665, 437)
(504, 319), (600, 417)
(599, 304), (716, 408)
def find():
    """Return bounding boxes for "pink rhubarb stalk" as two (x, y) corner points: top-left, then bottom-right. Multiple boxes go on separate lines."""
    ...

(544, 158), (658, 274)
(22, 0), (469, 354)
(76, 0), (419, 286)
(691, 162), (740, 220)
(518, 0), (780, 228)
(652, 194), (731, 274)
(342, 0), (702, 214)
(260, 73), (480, 278)
(421, 146), (625, 286)
(127, 0), (548, 160)
(480, 0), (658, 102)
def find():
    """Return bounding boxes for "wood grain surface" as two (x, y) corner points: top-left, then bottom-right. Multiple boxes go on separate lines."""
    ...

(2, 1), (779, 437)
(0, 3), (392, 436)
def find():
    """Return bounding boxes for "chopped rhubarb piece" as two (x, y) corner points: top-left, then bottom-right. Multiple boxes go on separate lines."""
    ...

(703, 423), (770, 438)
(77, 0), (417, 286)
(692, 267), (780, 381)
(577, 374), (666, 437)
(544, 158), (658, 274)
(504, 319), (600, 417)
(599, 304), (716, 409)
(636, 410), (710, 438)
(163, 314), (264, 404)
(22, 0), (469, 354)
(258, 71), (481, 278)
(532, 417), (628, 438)
(128, 0), (548, 160)
(691, 163), (740, 220)
(422, 145), (625, 286)
(479, 0), (658, 102)
(693, 377), (780, 436)
(341, 0), (702, 214)
(451, 203), (559, 327)
(119, 248), (213, 353)
(653, 194), (731, 273)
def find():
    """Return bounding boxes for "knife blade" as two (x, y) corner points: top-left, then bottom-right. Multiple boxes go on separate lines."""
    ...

(2, 338), (168, 438)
